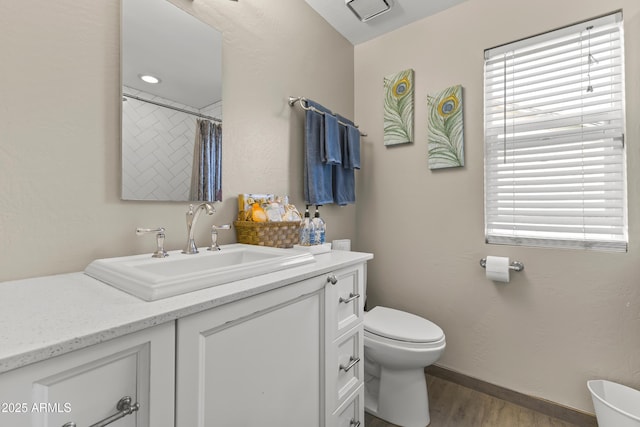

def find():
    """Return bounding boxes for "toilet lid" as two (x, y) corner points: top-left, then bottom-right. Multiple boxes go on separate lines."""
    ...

(364, 306), (444, 343)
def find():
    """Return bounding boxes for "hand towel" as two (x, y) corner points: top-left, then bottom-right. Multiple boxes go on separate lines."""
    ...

(323, 113), (342, 165)
(344, 123), (361, 169)
(304, 99), (334, 205)
(333, 114), (356, 205)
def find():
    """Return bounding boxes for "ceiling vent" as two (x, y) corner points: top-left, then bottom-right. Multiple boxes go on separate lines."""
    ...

(346, 0), (392, 22)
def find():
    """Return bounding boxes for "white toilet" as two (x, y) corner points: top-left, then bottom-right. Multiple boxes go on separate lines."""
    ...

(364, 306), (446, 427)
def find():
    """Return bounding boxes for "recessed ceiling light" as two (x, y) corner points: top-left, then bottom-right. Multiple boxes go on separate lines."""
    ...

(139, 74), (161, 84)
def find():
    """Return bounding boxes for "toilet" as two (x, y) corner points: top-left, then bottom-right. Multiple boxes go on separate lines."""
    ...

(364, 306), (445, 427)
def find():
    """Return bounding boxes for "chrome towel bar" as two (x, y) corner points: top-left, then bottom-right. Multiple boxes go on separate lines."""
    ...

(288, 96), (367, 136)
(479, 258), (525, 272)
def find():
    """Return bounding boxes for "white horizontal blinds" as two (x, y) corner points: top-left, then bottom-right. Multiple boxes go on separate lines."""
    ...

(484, 12), (627, 251)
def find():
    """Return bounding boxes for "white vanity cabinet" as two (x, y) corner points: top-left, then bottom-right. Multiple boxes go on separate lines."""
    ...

(175, 262), (366, 427)
(0, 322), (175, 427)
(0, 252), (371, 427)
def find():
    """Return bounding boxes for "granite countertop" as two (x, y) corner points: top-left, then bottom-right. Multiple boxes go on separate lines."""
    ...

(0, 249), (373, 374)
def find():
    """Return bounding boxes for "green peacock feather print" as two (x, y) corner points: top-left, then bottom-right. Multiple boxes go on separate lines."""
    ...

(384, 69), (414, 146)
(427, 85), (464, 169)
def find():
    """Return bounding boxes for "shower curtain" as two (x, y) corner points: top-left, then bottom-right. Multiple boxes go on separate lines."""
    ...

(189, 119), (222, 201)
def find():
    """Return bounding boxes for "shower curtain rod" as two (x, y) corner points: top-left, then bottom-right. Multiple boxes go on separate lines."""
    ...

(123, 93), (222, 123)
(288, 96), (367, 137)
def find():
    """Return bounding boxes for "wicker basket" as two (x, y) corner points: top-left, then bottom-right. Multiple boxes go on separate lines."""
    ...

(234, 220), (301, 248)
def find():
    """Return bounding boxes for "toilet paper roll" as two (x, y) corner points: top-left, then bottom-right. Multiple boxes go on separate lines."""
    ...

(485, 256), (510, 283)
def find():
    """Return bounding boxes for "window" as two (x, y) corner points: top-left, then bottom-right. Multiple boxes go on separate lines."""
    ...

(484, 12), (627, 252)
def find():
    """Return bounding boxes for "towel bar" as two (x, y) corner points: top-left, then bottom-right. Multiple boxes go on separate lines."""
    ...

(288, 96), (367, 136)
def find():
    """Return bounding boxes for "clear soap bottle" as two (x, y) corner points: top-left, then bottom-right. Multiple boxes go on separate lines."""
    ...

(299, 205), (315, 246)
(312, 205), (326, 245)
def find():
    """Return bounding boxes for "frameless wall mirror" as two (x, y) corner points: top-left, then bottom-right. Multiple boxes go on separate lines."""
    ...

(121, 0), (223, 201)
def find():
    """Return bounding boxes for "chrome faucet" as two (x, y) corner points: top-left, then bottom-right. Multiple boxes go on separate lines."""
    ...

(208, 224), (231, 251)
(183, 203), (216, 254)
(136, 227), (168, 258)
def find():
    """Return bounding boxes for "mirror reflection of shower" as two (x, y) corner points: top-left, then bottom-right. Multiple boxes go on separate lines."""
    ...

(121, 0), (223, 201)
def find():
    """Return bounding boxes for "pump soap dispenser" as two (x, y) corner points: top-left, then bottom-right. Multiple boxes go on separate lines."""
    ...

(294, 205), (331, 253)
(299, 205), (314, 246)
(312, 205), (326, 245)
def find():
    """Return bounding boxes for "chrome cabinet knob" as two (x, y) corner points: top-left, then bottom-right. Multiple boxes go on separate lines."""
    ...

(327, 274), (338, 285)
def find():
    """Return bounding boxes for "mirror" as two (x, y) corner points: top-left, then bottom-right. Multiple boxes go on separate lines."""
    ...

(121, 0), (223, 201)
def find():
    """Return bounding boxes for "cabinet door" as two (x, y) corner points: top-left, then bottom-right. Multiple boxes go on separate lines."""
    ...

(176, 275), (326, 427)
(0, 322), (175, 427)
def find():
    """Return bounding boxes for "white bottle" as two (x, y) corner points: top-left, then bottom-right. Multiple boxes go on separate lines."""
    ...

(312, 205), (326, 245)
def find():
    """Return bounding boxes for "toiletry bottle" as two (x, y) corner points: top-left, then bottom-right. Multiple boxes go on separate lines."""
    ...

(299, 205), (315, 246)
(312, 205), (326, 245)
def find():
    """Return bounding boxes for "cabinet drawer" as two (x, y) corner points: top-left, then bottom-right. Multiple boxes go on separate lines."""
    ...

(326, 265), (364, 341)
(331, 385), (364, 427)
(326, 326), (363, 411)
(0, 322), (175, 427)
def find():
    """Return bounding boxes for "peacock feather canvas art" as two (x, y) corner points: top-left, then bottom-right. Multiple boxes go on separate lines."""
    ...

(427, 84), (464, 169)
(383, 69), (414, 146)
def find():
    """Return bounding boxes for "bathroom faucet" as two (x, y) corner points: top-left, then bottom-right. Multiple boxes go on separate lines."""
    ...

(183, 203), (216, 254)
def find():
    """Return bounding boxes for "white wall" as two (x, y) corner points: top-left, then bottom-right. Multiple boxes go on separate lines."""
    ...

(0, 0), (355, 281)
(354, 0), (640, 413)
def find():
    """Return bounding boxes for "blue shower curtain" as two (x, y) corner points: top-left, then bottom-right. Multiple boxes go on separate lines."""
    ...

(190, 119), (222, 201)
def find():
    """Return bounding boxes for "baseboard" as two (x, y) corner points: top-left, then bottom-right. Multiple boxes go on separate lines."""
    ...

(425, 365), (597, 427)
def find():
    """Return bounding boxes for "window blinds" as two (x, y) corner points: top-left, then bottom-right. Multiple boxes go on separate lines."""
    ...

(484, 12), (627, 251)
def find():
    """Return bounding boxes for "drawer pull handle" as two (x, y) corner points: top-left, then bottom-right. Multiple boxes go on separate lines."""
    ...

(339, 293), (360, 304)
(350, 420), (361, 427)
(62, 396), (140, 427)
(339, 356), (360, 372)
(327, 274), (338, 285)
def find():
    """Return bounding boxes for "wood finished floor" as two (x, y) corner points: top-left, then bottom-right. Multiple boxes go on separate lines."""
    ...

(364, 375), (582, 427)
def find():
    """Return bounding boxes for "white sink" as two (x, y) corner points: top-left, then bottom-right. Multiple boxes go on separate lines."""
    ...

(84, 244), (316, 301)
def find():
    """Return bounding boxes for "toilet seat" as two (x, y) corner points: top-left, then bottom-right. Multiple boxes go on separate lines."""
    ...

(364, 306), (444, 343)
(365, 329), (446, 350)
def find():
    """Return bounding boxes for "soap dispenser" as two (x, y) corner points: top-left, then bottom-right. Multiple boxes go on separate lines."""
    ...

(312, 205), (326, 245)
(299, 205), (315, 246)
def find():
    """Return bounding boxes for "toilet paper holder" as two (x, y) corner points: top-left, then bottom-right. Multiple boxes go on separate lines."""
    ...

(479, 258), (525, 272)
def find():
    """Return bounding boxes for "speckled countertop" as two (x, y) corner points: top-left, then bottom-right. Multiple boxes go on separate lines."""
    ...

(0, 249), (373, 374)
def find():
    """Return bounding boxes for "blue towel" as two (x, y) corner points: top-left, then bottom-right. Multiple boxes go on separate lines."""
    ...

(323, 113), (342, 165)
(334, 114), (356, 205)
(304, 99), (334, 205)
(344, 123), (360, 169)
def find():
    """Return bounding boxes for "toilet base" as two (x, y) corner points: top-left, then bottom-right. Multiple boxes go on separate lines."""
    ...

(364, 367), (430, 427)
